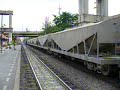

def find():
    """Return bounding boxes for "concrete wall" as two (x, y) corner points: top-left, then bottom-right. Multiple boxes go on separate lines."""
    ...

(78, 0), (108, 24)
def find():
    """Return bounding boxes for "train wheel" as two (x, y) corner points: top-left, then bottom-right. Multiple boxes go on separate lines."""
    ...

(71, 57), (75, 60)
(87, 62), (94, 70)
(96, 64), (110, 75)
(93, 64), (97, 71)
(100, 65), (110, 75)
(96, 64), (102, 73)
(84, 61), (87, 66)
(58, 54), (62, 58)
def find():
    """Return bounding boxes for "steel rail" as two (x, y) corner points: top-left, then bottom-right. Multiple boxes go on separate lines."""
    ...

(33, 51), (72, 90)
(24, 45), (72, 90)
(22, 45), (42, 90)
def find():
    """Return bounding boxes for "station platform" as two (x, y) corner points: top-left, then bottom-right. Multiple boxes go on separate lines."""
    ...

(0, 45), (21, 90)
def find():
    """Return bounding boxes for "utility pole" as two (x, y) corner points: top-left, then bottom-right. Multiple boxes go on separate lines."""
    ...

(58, 4), (62, 15)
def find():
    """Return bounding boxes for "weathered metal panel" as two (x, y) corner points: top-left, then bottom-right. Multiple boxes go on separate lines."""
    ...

(37, 35), (49, 46)
(51, 24), (97, 51)
(32, 38), (37, 44)
(97, 15), (120, 43)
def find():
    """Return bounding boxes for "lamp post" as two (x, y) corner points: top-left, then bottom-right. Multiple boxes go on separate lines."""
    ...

(1, 15), (3, 53)
(0, 15), (6, 53)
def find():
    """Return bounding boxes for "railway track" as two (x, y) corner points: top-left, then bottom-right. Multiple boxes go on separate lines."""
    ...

(26, 45), (120, 90)
(22, 45), (72, 90)
(20, 45), (40, 90)
(26, 45), (79, 89)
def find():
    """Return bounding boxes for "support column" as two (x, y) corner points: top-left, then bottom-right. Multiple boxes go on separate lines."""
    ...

(96, 0), (108, 16)
(9, 14), (12, 28)
(9, 33), (12, 44)
(78, 0), (88, 23)
(78, 0), (88, 15)
(9, 14), (12, 44)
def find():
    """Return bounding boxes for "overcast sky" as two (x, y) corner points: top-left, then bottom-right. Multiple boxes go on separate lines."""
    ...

(0, 0), (120, 31)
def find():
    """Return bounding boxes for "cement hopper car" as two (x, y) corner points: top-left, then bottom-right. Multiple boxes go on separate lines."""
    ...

(27, 15), (120, 75)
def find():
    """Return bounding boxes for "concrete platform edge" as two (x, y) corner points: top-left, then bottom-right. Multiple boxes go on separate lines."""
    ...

(13, 50), (21, 90)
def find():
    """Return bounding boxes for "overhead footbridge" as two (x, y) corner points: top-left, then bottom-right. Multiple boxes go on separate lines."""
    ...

(12, 31), (41, 37)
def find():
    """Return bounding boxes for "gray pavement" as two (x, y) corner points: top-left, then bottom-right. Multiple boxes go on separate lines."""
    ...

(0, 45), (21, 90)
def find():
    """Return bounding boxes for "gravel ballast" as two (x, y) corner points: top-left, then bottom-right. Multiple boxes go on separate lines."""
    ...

(28, 46), (120, 90)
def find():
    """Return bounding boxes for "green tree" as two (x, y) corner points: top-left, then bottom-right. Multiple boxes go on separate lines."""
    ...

(42, 24), (62, 34)
(41, 12), (79, 35)
(53, 12), (78, 30)
(42, 22), (53, 34)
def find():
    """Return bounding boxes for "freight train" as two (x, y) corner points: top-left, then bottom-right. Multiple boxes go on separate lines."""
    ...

(27, 14), (120, 75)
